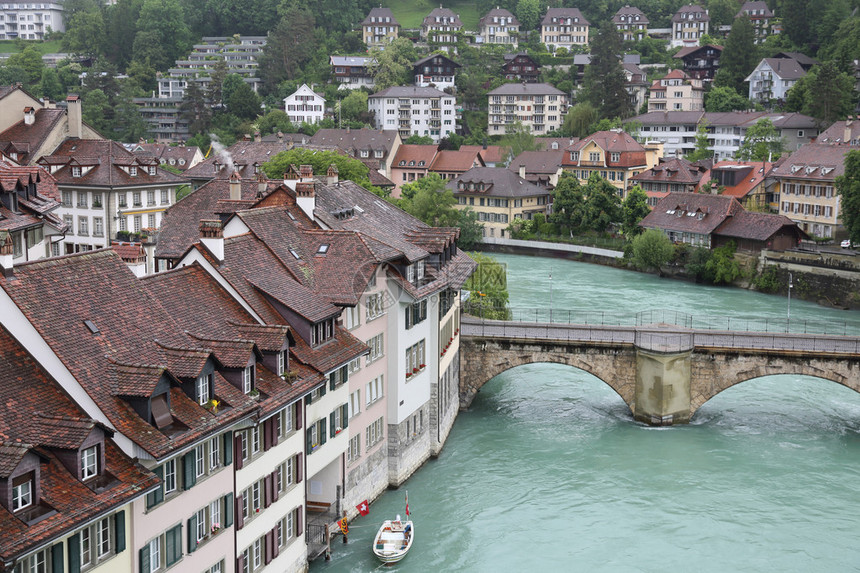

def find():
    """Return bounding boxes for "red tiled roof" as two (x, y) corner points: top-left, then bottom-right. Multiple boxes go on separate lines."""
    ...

(0, 109), (65, 164)
(698, 161), (773, 199)
(771, 143), (858, 182)
(392, 144), (438, 168)
(429, 149), (484, 173)
(714, 210), (800, 241)
(640, 192), (742, 235)
(632, 157), (704, 186)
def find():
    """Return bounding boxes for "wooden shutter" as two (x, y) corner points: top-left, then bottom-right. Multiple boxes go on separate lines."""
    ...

(271, 469), (280, 502)
(223, 431), (233, 466)
(146, 465), (164, 508)
(320, 418), (327, 444)
(263, 418), (272, 451)
(182, 451), (196, 490)
(236, 554), (244, 573)
(67, 533), (81, 573)
(114, 510), (126, 553)
(296, 454), (303, 483)
(265, 530), (273, 564)
(272, 524), (280, 558)
(51, 543), (63, 573)
(236, 494), (245, 530)
(139, 545), (151, 573)
(296, 507), (303, 536)
(224, 493), (234, 528)
(329, 412), (336, 438)
(306, 425), (313, 453)
(295, 402), (302, 430)
(234, 433), (244, 470)
(187, 515), (197, 553)
(264, 474), (272, 508)
(342, 404), (349, 429)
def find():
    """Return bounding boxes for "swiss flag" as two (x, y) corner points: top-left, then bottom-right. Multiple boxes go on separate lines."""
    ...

(356, 500), (370, 516)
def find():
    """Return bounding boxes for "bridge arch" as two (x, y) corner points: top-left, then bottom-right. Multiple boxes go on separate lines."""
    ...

(689, 351), (860, 418)
(459, 338), (637, 412)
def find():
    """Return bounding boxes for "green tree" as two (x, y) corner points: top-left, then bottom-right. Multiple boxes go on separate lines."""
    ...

(338, 90), (370, 124)
(259, 6), (316, 90)
(550, 172), (587, 235)
(685, 121), (713, 162)
(705, 241), (741, 284)
(221, 74), (245, 108)
(714, 15), (757, 94)
(581, 24), (633, 120)
(132, 0), (193, 71)
(803, 62), (856, 126)
(631, 228), (674, 272)
(113, 85), (149, 141)
(38, 68), (65, 101)
(463, 252), (509, 319)
(399, 174), (460, 227)
(780, 0), (816, 50)
(457, 208), (483, 250)
(368, 37), (417, 90)
(499, 121), (540, 158)
(81, 89), (113, 134)
(227, 83), (261, 120)
(704, 85), (750, 112)
(516, 0), (541, 31)
(61, 10), (106, 58)
(263, 148), (376, 191)
(685, 247), (715, 282)
(125, 60), (157, 94)
(819, 17), (860, 72)
(103, 0), (144, 69)
(6, 46), (46, 85)
(705, 0), (740, 28)
(256, 110), (294, 135)
(180, 81), (212, 135)
(836, 149), (860, 247)
(583, 172), (622, 233)
(404, 134), (435, 145)
(736, 118), (785, 161)
(621, 185), (650, 238)
(563, 102), (599, 138)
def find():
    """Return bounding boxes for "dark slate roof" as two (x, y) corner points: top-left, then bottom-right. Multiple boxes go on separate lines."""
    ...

(446, 166), (551, 198)
(737, 1), (774, 18)
(370, 86), (449, 99)
(672, 4), (709, 21)
(480, 7), (520, 26)
(771, 143), (858, 181)
(673, 44), (723, 59)
(632, 157), (704, 185)
(541, 7), (589, 26)
(361, 7), (399, 26)
(714, 211), (799, 241)
(756, 58), (806, 80)
(640, 192), (742, 235)
(487, 82), (566, 96)
(308, 129), (399, 154)
(182, 140), (309, 182)
(612, 5), (649, 24)
(508, 150), (564, 176)
(423, 7), (462, 27)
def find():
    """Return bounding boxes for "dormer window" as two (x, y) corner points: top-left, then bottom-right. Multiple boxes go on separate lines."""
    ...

(196, 373), (213, 405)
(417, 259), (425, 280)
(277, 350), (286, 376)
(570, 151), (579, 161)
(311, 318), (335, 346)
(72, 166), (81, 177)
(12, 474), (33, 511)
(148, 166), (156, 175)
(243, 365), (254, 394)
(130, 166), (138, 177)
(81, 445), (98, 480)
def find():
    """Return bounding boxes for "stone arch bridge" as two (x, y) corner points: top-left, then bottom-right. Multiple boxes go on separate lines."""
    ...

(458, 312), (860, 425)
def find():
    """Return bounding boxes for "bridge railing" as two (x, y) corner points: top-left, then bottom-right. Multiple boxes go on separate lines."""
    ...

(463, 306), (858, 336)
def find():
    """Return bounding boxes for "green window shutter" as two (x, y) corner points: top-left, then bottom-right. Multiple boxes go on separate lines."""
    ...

(51, 543), (63, 573)
(329, 412), (336, 437)
(67, 533), (81, 573)
(166, 524), (182, 566)
(139, 545), (151, 573)
(329, 372), (336, 391)
(146, 465), (164, 508)
(305, 394), (311, 405)
(342, 404), (349, 430)
(222, 431), (233, 466)
(114, 510), (126, 553)
(320, 383), (327, 397)
(320, 418), (327, 445)
(306, 426), (313, 452)
(224, 493), (234, 528)
(183, 451), (196, 490)
(187, 515), (197, 553)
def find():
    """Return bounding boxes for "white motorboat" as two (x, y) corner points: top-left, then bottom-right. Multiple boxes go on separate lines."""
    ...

(372, 515), (413, 564)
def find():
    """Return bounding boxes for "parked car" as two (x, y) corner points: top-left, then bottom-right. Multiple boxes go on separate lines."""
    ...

(841, 239), (853, 248)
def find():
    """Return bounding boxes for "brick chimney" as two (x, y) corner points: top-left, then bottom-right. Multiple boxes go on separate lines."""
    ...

(199, 220), (224, 262)
(326, 164), (339, 185)
(229, 170), (242, 201)
(66, 95), (82, 138)
(23, 107), (35, 126)
(256, 172), (268, 197)
(0, 230), (13, 278)
(296, 182), (316, 220)
(845, 117), (853, 143)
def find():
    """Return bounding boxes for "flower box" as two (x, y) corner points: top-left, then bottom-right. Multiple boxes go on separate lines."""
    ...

(406, 372), (412, 378)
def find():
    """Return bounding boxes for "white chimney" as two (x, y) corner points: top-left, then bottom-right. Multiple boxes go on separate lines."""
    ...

(326, 164), (339, 185)
(66, 95), (82, 138)
(296, 182), (316, 220)
(519, 164), (526, 179)
(229, 170), (242, 201)
(845, 118), (853, 143)
(0, 230), (13, 278)
(199, 220), (224, 262)
(23, 107), (36, 126)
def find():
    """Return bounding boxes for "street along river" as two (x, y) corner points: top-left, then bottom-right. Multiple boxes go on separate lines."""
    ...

(312, 253), (860, 572)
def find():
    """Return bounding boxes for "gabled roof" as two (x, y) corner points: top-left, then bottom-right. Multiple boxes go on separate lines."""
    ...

(542, 7), (589, 26)
(413, 54), (461, 69)
(0, 108), (65, 165)
(632, 157), (704, 185)
(737, 1), (774, 18)
(429, 148), (485, 173)
(640, 192), (742, 235)
(488, 82), (566, 96)
(361, 6), (399, 26)
(459, 145), (509, 165)
(133, 143), (201, 172)
(568, 130), (647, 154)
(446, 167), (550, 198)
(370, 86), (449, 99)
(771, 143), (858, 181)
(773, 52), (819, 68)
(673, 44), (723, 59)
(309, 128), (399, 154)
(714, 210), (801, 241)
(508, 150), (564, 176)
(392, 144), (438, 168)
(699, 160), (773, 198)
(182, 140), (310, 182)
(612, 5), (649, 24)
(817, 120), (860, 144)
(480, 7), (520, 27)
(672, 4), (709, 21)
(748, 58), (806, 81)
(423, 7), (462, 27)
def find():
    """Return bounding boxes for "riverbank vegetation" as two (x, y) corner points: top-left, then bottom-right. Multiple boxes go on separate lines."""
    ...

(462, 252), (511, 320)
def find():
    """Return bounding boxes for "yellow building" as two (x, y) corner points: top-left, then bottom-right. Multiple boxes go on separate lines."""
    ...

(360, 7), (400, 48)
(447, 167), (551, 238)
(563, 130), (663, 198)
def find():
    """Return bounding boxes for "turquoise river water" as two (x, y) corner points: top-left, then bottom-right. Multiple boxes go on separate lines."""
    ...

(312, 254), (860, 572)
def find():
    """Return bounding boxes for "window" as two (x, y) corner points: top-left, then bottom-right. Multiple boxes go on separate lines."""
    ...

(209, 436), (220, 470)
(589, 152), (600, 162)
(343, 305), (360, 330)
(146, 537), (161, 572)
(62, 190), (72, 206)
(148, 213), (156, 228)
(92, 193), (103, 208)
(78, 216), (89, 236)
(195, 444), (205, 478)
(161, 189), (169, 204)
(134, 216), (141, 232)
(406, 300), (428, 329)
(164, 459), (177, 495)
(405, 340), (426, 377)
(366, 292), (385, 320)
(197, 373), (210, 405)
(366, 416), (384, 448)
(347, 434), (361, 463)
(72, 166), (81, 177)
(243, 365), (254, 394)
(11, 474), (32, 511)
(147, 190), (155, 206)
(610, 152), (620, 162)
(118, 194), (127, 208)
(348, 389), (361, 419)
(93, 217), (104, 237)
(366, 333), (384, 365)
(130, 166), (138, 177)
(133, 192), (142, 206)
(310, 319), (334, 346)
(82, 445), (98, 480)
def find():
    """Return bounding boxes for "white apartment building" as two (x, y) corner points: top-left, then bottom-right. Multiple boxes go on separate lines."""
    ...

(284, 84), (325, 125)
(369, 86), (456, 143)
(671, 4), (709, 48)
(541, 7), (590, 52)
(487, 82), (569, 136)
(745, 57), (806, 103)
(478, 7), (520, 47)
(0, 1), (64, 40)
